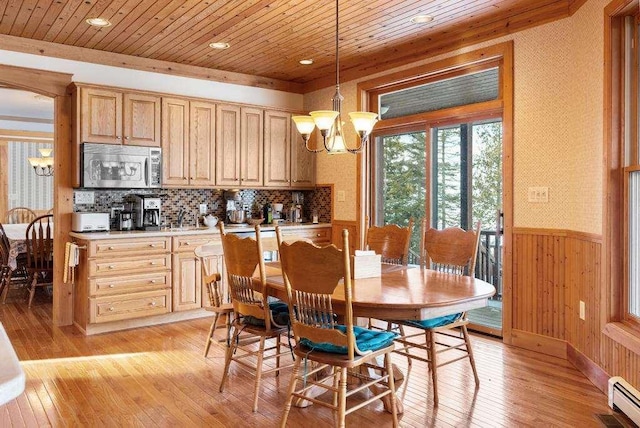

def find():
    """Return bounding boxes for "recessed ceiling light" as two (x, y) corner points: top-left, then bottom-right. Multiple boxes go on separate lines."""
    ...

(209, 42), (230, 50)
(410, 15), (434, 24)
(86, 17), (112, 27)
(299, 59), (313, 65)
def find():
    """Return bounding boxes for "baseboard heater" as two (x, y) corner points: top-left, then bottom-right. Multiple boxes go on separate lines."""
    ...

(608, 376), (640, 426)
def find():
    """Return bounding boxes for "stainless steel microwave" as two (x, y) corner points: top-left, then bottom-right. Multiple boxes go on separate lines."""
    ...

(81, 143), (162, 188)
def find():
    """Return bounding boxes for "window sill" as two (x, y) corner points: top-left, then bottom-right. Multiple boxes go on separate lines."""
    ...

(603, 322), (640, 355)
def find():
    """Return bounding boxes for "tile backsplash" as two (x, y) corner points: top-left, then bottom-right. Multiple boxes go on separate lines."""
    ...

(74, 187), (332, 230)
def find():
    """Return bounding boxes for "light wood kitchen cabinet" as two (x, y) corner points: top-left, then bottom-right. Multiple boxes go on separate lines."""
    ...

(280, 226), (331, 245)
(216, 105), (264, 187)
(264, 110), (291, 187)
(291, 123), (315, 187)
(78, 86), (161, 146)
(190, 101), (217, 186)
(73, 236), (172, 333)
(264, 110), (316, 188)
(172, 234), (221, 312)
(162, 98), (216, 187)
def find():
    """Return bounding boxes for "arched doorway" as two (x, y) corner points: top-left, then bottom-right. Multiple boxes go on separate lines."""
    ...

(0, 64), (74, 326)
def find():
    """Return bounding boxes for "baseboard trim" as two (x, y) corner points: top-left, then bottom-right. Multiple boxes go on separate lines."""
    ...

(567, 343), (610, 393)
(510, 329), (567, 358)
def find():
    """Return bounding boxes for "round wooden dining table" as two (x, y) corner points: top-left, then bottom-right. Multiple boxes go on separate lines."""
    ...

(264, 263), (496, 321)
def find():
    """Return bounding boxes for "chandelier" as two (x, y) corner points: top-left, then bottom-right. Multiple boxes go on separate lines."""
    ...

(292, 0), (378, 154)
(27, 148), (54, 176)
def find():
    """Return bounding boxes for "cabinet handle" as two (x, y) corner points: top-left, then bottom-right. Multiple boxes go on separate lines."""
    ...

(124, 136), (129, 140)
(108, 246), (114, 250)
(108, 265), (115, 269)
(190, 176), (194, 180)
(183, 176), (187, 179)
(109, 307), (115, 311)
(108, 284), (115, 288)
(150, 280), (157, 284)
(185, 242), (190, 246)
(150, 261), (156, 265)
(116, 136), (121, 140)
(149, 244), (156, 248)
(293, 180), (297, 183)
(150, 301), (157, 307)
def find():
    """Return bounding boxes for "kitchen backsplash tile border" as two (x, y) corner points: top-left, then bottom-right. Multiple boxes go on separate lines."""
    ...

(74, 187), (332, 230)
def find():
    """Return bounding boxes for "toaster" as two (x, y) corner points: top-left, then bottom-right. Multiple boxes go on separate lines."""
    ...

(72, 212), (110, 232)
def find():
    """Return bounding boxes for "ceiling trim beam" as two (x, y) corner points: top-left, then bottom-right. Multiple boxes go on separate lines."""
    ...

(0, 129), (54, 143)
(302, 0), (573, 93)
(0, 34), (305, 94)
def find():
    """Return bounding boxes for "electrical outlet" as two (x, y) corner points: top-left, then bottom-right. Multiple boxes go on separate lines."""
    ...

(579, 300), (585, 320)
(75, 190), (95, 205)
(199, 203), (207, 215)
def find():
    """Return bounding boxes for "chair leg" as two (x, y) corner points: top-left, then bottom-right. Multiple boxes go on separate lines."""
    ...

(461, 325), (480, 386)
(275, 334), (281, 377)
(204, 313), (221, 357)
(27, 274), (38, 308)
(219, 326), (238, 393)
(279, 356), (302, 428)
(1, 268), (14, 304)
(428, 330), (439, 406)
(337, 367), (348, 428)
(252, 336), (266, 412)
(384, 353), (399, 427)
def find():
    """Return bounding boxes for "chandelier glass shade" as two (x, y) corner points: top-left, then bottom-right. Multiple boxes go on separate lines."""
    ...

(28, 147), (54, 176)
(292, 0), (378, 154)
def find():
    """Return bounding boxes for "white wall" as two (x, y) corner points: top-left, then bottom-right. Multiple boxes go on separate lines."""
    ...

(0, 49), (303, 110)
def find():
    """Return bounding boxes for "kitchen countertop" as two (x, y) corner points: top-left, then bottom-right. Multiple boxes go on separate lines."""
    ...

(0, 322), (25, 406)
(69, 222), (331, 240)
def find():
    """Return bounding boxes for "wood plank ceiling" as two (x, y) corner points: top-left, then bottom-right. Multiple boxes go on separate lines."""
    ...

(0, 0), (585, 92)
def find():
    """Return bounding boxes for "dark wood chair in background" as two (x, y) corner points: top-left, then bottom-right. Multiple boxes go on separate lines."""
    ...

(5, 207), (36, 224)
(394, 220), (482, 405)
(0, 223), (29, 304)
(218, 223), (294, 412)
(25, 214), (54, 307)
(277, 228), (399, 427)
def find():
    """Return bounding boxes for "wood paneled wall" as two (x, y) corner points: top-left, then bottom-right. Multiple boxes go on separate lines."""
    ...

(512, 228), (640, 392)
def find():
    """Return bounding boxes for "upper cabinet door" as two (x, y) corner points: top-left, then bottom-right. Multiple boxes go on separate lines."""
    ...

(291, 125), (315, 188)
(161, 97), (190, 187)
(241, 107), (264, 187)
(264, 110), (291, 187)
(81, 88), (122, 144)
(189, 101), (216, 187)
(123, 93), (161, 146)
(215, 104), (241, 187)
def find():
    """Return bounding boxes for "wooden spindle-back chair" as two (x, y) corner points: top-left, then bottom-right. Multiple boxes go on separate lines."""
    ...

(25, 214), (54, 307)
(5, 207), (36, 224)
(395, 220), (481, 405)
(277, 228), (399, 427)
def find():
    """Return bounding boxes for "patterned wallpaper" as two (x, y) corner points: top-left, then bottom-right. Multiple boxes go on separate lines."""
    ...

(74, 187), (331, 230)
(306, 0), (606, 234)
(8, 142), (53, 211)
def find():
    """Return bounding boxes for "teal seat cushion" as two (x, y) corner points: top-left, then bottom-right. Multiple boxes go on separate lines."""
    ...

(242, 300), (290, 327)
(299, 325), (396, 354)
(402, 313), (462, 329)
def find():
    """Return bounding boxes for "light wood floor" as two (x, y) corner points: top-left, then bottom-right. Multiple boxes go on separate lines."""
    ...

(0, 297), (615, 427)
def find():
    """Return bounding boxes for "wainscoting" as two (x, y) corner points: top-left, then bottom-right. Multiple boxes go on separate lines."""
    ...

(511, 227), (639, 392)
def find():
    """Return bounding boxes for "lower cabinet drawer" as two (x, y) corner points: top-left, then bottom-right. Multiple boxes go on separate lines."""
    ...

(281, 227), (331, 243)
(89, 289), (171, 324)
(89, 271), (171, 296)
(89, 254), (171, 276)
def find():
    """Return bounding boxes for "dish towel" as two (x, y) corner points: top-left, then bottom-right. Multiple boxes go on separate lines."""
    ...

(63, 242), (79, 284)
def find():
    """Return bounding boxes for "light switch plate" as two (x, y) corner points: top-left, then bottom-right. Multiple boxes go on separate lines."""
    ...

(75, 190), (95, 205)
(337, 190), (346, 202)
(528, 187), (549, 203)
(199, 203), (207, 215)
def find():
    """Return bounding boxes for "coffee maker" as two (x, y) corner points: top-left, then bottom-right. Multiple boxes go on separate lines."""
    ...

(132, 194), (161, 230)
